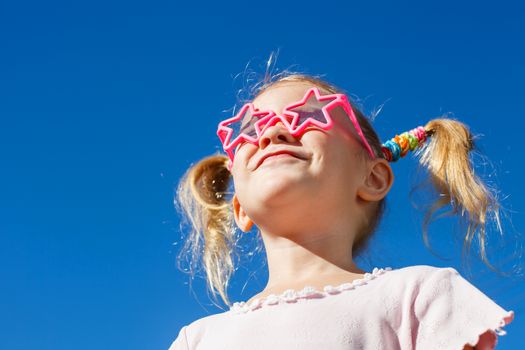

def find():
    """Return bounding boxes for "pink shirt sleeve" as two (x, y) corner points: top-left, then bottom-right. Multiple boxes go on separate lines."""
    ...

(413, 267), (514, 349)
(168, 326), (189, 350)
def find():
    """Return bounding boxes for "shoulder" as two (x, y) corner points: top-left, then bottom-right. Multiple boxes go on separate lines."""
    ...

(375, 264), (472, 309)
(390, 264), (458, 277)
(168, 310), (232, 350)
(388, 265), (464, 301)
(388, 264), (510, 314)
(186, 309), (231, 331)
(381, 264), (460, 290)
(182, 309), (234, 338)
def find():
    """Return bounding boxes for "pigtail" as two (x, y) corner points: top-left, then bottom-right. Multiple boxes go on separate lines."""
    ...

(411, 118), (500, 268)
(176, 154), (236, 307)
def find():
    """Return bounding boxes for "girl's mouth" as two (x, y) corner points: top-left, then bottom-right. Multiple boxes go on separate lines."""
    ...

(256, 150), (306, 169)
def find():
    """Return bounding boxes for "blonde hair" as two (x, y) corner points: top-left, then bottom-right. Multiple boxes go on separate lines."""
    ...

(175, 72), (503, 307)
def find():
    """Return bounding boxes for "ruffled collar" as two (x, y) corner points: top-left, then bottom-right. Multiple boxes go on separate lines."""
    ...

(230, 267), (393, 314)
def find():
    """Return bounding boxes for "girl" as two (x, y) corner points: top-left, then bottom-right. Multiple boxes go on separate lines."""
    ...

(169, 72), (515, 349)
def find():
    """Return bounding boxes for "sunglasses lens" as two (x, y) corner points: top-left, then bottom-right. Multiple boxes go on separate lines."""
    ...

(239, 121), (258, 139)
(292, 103), (329, 130)
(226, 108), (259, 148)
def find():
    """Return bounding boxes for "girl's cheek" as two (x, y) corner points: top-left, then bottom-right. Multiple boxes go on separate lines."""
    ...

(233, 144), (258, 168)
(235, 142), (257, 159)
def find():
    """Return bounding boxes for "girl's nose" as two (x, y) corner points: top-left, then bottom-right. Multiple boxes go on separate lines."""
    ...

(258, 121), (297, 149)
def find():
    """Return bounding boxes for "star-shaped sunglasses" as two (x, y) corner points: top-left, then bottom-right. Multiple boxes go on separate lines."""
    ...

(217, 87), (376, 167)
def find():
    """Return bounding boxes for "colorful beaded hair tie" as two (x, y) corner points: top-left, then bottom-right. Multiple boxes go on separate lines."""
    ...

(381, 126), (430, 162)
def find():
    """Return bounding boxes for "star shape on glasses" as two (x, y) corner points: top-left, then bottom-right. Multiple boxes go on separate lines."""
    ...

(283, 87), (344, 134)
(217, 103), (274, 150)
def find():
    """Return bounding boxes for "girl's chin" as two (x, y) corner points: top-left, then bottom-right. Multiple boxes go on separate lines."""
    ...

(254, 178), (311, 203)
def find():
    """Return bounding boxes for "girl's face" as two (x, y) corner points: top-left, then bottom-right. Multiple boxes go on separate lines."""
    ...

(230, 82), (372, 229)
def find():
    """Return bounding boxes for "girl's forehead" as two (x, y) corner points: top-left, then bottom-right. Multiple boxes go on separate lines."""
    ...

(252, 82), (324, 113)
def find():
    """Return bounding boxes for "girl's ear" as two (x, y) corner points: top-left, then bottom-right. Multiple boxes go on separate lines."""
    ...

(357, 158), (394, 202)
(232, 194), (254, 232)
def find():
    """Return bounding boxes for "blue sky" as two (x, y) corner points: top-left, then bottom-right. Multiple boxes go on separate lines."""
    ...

(1, 0), (524, 349)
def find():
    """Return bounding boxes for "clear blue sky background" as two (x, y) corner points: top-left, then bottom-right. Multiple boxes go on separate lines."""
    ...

(1, 0), (524, 349)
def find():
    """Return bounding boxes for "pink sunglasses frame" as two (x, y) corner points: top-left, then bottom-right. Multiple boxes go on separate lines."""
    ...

(217, 87), (376, 168)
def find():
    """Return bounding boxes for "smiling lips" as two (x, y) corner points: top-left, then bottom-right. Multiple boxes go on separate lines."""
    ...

(256, 150), (306, 169)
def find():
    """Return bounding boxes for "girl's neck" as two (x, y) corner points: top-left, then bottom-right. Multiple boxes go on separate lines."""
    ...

(246, 270), (367, 305)
(261, 232), (365, 294)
